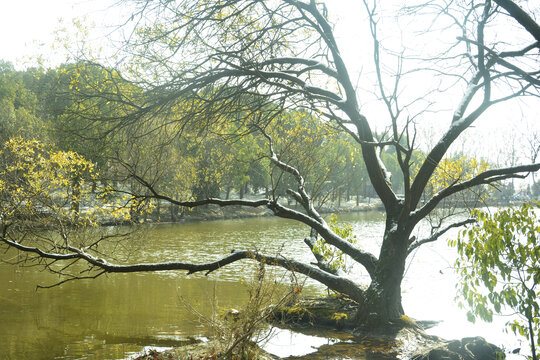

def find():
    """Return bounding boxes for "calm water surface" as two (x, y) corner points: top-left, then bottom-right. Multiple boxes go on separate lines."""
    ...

(0, 211), (523, 359)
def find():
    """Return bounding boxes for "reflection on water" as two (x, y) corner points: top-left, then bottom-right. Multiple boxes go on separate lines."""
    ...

(1, 270), (244, 359)
(265, 328), (342, 358)
(0, 212), (523, 359)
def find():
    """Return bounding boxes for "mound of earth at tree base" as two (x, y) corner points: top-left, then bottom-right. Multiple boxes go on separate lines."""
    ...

(270, 296), (505, 359)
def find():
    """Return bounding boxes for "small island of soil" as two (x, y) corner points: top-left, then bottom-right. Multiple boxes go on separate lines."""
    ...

(271, 296), (506, 360)
(134, 296), (505, 360)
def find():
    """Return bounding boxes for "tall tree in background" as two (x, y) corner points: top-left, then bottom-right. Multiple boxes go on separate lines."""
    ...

(2, 0), (539, 322)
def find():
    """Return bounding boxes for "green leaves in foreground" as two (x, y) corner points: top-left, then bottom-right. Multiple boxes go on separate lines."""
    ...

(312, 214), (358, 273)
(453, 203), (540, 358)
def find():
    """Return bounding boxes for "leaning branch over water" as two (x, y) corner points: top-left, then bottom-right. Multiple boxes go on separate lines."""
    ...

(1, 236), (365, 301)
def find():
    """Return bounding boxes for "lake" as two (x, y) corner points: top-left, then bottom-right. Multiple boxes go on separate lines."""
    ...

(0, 211), (524, 359)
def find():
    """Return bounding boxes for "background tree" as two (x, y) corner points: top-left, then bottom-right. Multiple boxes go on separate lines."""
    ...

(0, 61), (47, 143)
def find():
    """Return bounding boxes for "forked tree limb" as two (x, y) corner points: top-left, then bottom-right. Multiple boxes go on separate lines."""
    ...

(126, 140), (380, 278)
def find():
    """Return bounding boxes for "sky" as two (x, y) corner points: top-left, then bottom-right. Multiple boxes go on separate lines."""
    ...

(0, 0), (115, 67)
(0, 1), (73, 64)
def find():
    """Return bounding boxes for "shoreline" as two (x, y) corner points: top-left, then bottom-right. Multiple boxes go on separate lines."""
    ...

(130, 296), (506, 360)
(121, 199), (385, 226)
(105, 197), (523, 226)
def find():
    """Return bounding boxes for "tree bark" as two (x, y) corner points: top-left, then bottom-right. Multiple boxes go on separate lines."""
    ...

(528, 311), (537, 360)
(361, 214), (410, 322)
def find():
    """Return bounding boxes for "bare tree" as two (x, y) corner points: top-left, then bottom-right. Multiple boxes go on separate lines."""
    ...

(2, 0), (540, 323)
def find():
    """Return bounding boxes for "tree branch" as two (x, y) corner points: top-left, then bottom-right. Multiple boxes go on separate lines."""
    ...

(127, 165), (379, 278)
(458, 36), (540, 86)
(493, 0), (540, 43)
(3, 235), (365, 302)
(304, 233), (340, 276)
(284, 0), (399, 211)
(266, 201), (379, 278)
(409, 85), (491, 210)
(259, 128), (323, 222)
(407, 218), (476, 255)
(258, 57), (340, 79)
(412, 163), (540, 223)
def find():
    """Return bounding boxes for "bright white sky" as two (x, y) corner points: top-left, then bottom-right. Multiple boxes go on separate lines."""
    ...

(0, 0), (115, 67)
(1, 1), (70, 64)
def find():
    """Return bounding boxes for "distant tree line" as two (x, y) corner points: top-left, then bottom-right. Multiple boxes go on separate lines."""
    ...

(0, 59), (526, 223)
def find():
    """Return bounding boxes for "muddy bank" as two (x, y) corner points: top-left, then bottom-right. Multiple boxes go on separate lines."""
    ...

(132, 296), (505, 360)
(270, 297), (505, 359)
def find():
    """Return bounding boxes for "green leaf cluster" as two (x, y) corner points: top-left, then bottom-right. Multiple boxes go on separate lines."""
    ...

(312, 214), (358, 272)
(453, 203), (540, 357)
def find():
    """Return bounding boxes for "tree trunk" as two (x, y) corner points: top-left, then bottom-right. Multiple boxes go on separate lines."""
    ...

(71, 175), (81, 219)
(362, 223), (410, 322)
(130, 203), (139, 223)
(170, 203), (177, 222)
(527, 312), (537, 360)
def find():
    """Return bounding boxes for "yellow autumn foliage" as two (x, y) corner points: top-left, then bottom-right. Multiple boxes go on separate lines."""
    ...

(0, 137), (131, 228)
(413, 155), (489, 197)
